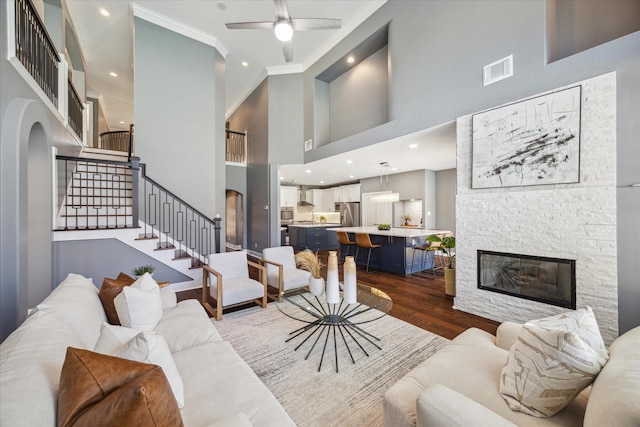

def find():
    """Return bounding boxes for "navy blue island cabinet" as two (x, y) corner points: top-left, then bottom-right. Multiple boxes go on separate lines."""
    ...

(289, 224), (340, 252)
(326, 227), (445, 275)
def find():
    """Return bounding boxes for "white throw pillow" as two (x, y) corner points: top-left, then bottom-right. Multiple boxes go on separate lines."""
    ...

(113, 273), (162, 330)
(117, 331), (185, 409)
(500, 307), (609, 417)
(93, 322), (141, 354)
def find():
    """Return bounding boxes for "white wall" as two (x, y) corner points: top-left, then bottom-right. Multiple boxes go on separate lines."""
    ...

(455, 73), (618, 344)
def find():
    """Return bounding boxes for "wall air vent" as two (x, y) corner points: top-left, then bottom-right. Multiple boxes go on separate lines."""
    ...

(304, 139), (313, 152)
(483, 55), (513, 86)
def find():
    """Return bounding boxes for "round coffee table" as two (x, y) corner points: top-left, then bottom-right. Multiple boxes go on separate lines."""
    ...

(276, 284), (393, 373)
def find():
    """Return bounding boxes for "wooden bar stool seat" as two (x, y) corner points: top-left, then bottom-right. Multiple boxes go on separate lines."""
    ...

(336, 231), (356, 261)
(411, 244), (437, 279)
(354, 233), (381, 273)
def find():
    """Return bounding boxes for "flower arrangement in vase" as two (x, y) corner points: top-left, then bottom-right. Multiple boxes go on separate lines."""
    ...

(403, 214), (411, 225)
(294, 249), (324, 296)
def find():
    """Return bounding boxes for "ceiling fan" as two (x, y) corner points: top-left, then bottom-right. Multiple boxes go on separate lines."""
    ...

(225, 0), (341, 63)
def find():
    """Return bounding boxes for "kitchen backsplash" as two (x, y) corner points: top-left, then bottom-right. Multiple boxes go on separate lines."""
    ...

(294, 211), (341, 223)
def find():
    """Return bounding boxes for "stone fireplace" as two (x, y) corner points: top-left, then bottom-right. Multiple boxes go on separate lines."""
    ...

(455, 73), (618, 344)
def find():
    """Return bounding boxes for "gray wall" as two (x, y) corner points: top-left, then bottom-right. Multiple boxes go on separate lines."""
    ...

(53, 239), (191, 286)
(229, 74), (305, 251)
(328, 46), (388, 143)
(134, 18), (224, 220)
(435, 168), (456, 234)
(300, 0), (639, 334)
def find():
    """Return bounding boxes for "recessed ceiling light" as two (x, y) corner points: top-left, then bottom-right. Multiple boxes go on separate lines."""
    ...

(109, 72), (118, 77)
(320, 180), (324, 184)
(279, 176), (284, 180)
(305, 169), (311, 173)
(241, 61), (248, 67)
(391, 167), (397, 171)
(346, 160), (353, 164)
(347, 56), (355, 64)
(99, 8), (110, 17)
(119, 121), (125, 124)
(409, 143), (418, 148)
(349, 175), (354, 178)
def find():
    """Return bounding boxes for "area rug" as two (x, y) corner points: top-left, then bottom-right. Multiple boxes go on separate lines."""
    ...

(214, 304), (449, 427)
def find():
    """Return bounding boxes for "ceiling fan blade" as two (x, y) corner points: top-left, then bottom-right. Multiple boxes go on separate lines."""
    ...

(273, 0), (290, 21)
(291, 18), (342, 31)
(281, 39), (293, 63)
(226, 21), (275, 30)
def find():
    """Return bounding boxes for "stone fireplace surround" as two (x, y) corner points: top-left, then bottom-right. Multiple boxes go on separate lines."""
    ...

(455, 72), (618, 344)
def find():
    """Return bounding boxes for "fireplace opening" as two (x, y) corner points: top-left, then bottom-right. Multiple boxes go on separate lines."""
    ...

(478, 250), (576, 309)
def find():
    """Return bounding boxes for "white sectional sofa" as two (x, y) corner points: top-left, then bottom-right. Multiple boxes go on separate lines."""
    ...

(0, 273), (295, 427)
(383, 321), (640, 427)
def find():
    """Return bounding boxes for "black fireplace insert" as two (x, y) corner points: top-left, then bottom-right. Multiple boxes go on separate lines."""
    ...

(477, 250), (576, 309)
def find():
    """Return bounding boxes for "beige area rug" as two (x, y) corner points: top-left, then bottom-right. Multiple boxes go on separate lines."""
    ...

(213, 304), (449, 427)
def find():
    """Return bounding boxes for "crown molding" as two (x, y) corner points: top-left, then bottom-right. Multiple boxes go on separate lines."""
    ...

(130, 4), (228, 58)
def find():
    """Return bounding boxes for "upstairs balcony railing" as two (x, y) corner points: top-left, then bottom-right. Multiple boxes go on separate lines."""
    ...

(226, 129), (246, 164)
(100, 130), (132, 154)
(14, 0), (60, 107)
(10, 0), (88, 144)
(67, 78), (84, 138)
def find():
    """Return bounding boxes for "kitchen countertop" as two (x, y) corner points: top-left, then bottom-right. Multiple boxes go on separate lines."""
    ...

(326, 226), (450, 238)
(288, 223), (342, 228)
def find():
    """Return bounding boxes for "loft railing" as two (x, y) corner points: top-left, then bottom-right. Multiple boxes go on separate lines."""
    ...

(67, 79), (83, 138)
(137, 161), (221, 265)
(14, 0), (60, 107)
(226, 129), (246, 164)
(100, 130), (131, 153)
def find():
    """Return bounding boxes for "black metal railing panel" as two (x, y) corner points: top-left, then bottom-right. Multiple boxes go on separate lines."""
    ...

(68, 79), (84, 138)
(138, 162), (221, 264)
(99, 130), (131, 153)
(56, 156), (135, 230)
(14, 0), (60, 107)
(226, 130), (246, 164)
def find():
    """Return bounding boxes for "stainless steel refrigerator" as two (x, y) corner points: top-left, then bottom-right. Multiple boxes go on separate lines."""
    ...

(335, 202), (360, 227)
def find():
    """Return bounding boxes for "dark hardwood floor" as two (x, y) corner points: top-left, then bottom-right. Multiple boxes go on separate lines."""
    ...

(177, 250), (499, 340)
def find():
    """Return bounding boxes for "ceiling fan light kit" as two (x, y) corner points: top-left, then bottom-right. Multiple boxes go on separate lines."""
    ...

(274, 20), (293, 41)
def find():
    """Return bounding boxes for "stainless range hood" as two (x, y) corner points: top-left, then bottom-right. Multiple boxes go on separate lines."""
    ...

(297, 185), (315, 208)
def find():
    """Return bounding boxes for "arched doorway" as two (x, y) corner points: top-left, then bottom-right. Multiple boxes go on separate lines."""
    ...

(225, 190), (243, 250)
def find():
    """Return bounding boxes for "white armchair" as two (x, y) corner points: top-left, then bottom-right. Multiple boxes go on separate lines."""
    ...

(261, 246), (311, 298)
(202, 251), (267, 320)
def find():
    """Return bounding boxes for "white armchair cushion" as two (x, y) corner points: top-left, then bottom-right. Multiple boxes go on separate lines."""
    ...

(263, 246), (310, 291)
(117, 331), (185, 408)
(211, 277), (265, 307)
(500, 307), (609, 417)
(208, 251), (250, 281)
(114, 272), (163, 330)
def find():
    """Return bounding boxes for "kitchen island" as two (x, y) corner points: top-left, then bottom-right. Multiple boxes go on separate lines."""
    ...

(326, 226), (450, 275)
(288, 223), (341, 252)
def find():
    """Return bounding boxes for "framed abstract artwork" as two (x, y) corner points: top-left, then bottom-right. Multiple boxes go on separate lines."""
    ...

(472, 86), (581, 189)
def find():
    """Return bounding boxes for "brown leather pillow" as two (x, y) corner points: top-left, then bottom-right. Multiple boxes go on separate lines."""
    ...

(58, 347), (183, 427)
(99, 273), (136, 325)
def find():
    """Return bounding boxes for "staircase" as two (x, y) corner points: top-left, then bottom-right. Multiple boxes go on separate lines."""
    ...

(54, 152), (218, 290)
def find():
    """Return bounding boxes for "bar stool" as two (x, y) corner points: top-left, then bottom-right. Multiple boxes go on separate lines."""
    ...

(354, 233), (381, 273)
(411, 244), (437, 279)
(336, 231), (356, 262)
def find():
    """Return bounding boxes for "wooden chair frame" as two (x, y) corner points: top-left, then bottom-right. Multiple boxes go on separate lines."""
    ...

(201, 260), (267, 320)
(260, 258), (285, 301)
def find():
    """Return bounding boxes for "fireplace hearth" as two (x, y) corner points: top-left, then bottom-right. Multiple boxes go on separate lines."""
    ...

(477, 250), (576, 309)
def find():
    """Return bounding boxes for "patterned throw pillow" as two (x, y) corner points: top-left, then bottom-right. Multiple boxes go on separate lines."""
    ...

(500, 307), (609, 417)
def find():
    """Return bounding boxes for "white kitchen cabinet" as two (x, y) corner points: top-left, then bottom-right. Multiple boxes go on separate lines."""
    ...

(342, 184), (361, 202)
(280, 186), (298, 207)
(334, 187), (344, 203)
(310, 189), (323, 209)
(321, 189), (335, 212)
